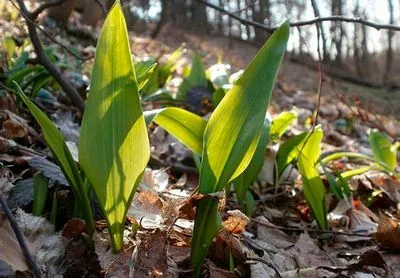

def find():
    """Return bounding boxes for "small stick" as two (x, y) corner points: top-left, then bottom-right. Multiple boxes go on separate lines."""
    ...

(0, 192), (41, 277)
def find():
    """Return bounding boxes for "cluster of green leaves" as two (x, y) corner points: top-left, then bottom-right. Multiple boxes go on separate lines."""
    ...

(15, 2), (148, 252)
(2, 37), (68, 100)
(14, 1), (399, 275)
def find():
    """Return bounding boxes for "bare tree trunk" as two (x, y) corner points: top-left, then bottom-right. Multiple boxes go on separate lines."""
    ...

(353, 0), (363, 77)
(252, 0), (270, 44)
(331, 0), (344, 66)
(310, 0), (329, 61)
(218, 0), (224, 33)
(151, 0), (168, 38)
(383, 0), (394, 84)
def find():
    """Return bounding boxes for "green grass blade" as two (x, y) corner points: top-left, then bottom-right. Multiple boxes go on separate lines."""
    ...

(14, 82), (94, 233)
(296, 127), (328, 229)
(13, 83), (82, 202)
(144, 107), (207, 154)
(32, 172), (48, 216)
(191, 21), (289, 275)
(79, 2), (150, 252)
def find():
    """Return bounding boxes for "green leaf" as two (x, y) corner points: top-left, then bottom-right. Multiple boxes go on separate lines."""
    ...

(244, 191), (256, 216)
(13, 83), (94, 232)
(321, 163), (353, 200)
(191, 21), (289, 276)
(233, 115), (270, 204)
(4, 37), (16, 58)
(369, 129), (398, 171)
(276, 131), (308, 176)
(79, 2), (150, 252)
(144, 107), (206, 154)
(340, 166), (371, 180)
(32, 172), (48, 216)
(191, 197), (222, 276)
(269, 111), (297, 141)
(136, 62), (157, 91)
(178, 53), (207, 99)
(296, 127), (327, 229)
(159, 43), (186, 85)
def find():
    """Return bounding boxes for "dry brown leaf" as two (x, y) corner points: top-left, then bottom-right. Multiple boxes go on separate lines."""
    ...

(0, 215), (32, 273)
(374, 213), (400, 250)
(222, 210), (250, 234)
(131, 228), (168, 278)
(255, 217), (295, 249)
(0, 110), (29, 139)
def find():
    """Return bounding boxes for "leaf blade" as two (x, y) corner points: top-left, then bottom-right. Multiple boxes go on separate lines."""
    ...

(79, 2), (150, 251)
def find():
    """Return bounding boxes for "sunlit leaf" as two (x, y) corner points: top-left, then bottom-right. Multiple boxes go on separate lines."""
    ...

(269, 111), (297, 141)
(136, 62), (157, 91)
(14, 83), (94, 232)
(79, 2), (150, 252)
(191, 21), (289, 276)
(233, 115), (270, 204)
(144, 107), (206, 154)
(369, 129), (398, 171)
(178, 53), (208, 99)
(296, 126), (327, 229)
(276, 131), (308, 175)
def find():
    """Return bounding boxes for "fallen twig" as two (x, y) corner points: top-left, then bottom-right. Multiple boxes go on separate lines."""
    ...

(0, 192), (41, 277)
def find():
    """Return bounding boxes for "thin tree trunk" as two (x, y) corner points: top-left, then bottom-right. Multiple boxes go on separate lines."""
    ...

(311, 0), (329, 61)
(384, 0), (394, 84)
(151, 0), (168, 38)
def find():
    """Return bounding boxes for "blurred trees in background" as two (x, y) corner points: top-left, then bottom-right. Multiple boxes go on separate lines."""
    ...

(42, 0), (400, 86)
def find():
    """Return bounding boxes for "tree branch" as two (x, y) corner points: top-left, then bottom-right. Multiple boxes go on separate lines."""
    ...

(195, 0), (400, 32)
(13, 0), (85, 112)
(31, 0), (68, 19)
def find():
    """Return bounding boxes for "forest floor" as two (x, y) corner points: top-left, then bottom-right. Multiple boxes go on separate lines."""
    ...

(0, 7), (400, 278)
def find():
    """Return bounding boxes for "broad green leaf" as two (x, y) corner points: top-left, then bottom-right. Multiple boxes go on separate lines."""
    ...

(159, 43), (186, 85)
(369, 129), (398, 171)
(79, 2), (150, 252)
(244, 191), (256, 216)
(234, 115), (270, 204)
(212, 87), (226, 108)
(296, 127), (327, 229)
(191, 21), (289, 276)
(136, 62), (157, 91)
(144, 107), (206, 154)
(178, 53), (208, 99)
(14, 83), (94, 232)
(269, 111), (297, 141)
(199, 21), (289, 194)
(32, 172), (48, 216)
(276, 131), (308, 176)
(4, 37), (16, 58)
(191, 197), (221, 277)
